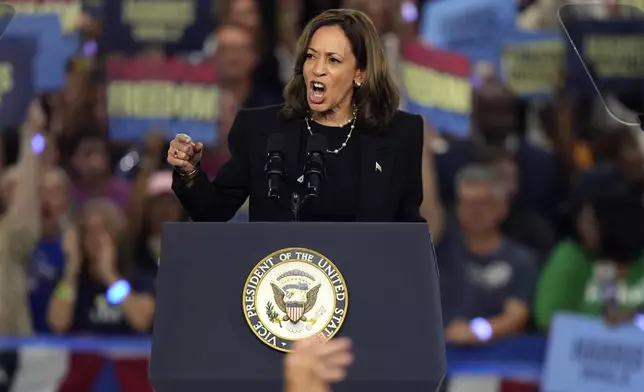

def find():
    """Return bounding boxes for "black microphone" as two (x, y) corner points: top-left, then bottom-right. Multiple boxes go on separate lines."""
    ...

(265, 133), (286, 200)
(303, 134), (327, 201)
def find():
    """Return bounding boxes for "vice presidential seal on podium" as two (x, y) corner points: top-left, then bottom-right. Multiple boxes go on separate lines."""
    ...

(242, 247), (348, 352)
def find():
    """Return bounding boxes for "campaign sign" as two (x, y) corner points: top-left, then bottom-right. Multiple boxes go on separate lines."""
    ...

(11, 0), (82, 60)
(102, 0), (212, 54)
(501, 31), (564, 100)
(542, 313), (644, 392)
(401, 41), (471, 136)
(3, 14), (66, 92)
(419, 0), (517, 69)
(106, 58), (219, 143)
(0, 37), (37, 127)
(565, 19), (644, 96)
(11, 0), (81, 34)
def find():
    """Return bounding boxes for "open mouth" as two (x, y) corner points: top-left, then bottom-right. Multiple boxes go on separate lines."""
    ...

(311, 81), (326, 93)
(309, 81), (326, 104)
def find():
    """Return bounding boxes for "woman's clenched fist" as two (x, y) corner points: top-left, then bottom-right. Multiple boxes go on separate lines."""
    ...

(167, 133), (204, 175)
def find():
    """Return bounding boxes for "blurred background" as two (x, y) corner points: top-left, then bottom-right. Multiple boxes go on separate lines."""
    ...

(0, 0), (644, 391)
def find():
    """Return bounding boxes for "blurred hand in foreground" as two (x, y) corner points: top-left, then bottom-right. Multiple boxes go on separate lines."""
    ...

(284, 337), (354, 392)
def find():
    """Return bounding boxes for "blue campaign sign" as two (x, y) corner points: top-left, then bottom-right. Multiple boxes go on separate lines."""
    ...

(3, 14), (66, 92)
(565, 19), (644, 96)
(542, 313), (644, 392)
(419, 0), (517, 69)
(102, 0), (212, 54)
(11, 1), (83, 60)
(0, 37), (37, 127)
(501, 30), (564, 100)
(62, 33), (81, 59)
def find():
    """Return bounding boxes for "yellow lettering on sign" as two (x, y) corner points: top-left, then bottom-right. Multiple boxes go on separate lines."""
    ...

(107, 81), (219, 121)
(402, 62), (471, 114)
(122, 0), (195, 43)
(0, 63), (14, 106)
(502, 40), (564, 95)
(585, 35), (644, 78)
(130, 26), (184, 41)
(12, 2), (81, 34)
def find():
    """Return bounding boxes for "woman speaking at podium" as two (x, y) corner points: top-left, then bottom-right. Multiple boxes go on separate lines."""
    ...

(167, 8), (424, 223)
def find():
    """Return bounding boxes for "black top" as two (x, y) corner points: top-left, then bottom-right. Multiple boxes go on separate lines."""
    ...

(70, 269), (156, 335)
(171, 105), (425, 223)
(299, 121), (360, 222)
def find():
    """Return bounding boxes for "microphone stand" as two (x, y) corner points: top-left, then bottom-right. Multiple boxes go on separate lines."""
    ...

(290, 133), (326, 222)
(293, 164), (323, 222)
(290, 192), (301, 222)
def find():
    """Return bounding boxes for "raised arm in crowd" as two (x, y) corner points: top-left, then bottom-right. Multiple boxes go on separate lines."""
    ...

(0, 100), (45, 335)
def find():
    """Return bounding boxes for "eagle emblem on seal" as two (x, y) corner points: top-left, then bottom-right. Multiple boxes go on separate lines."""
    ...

(269, 278), (321, 324)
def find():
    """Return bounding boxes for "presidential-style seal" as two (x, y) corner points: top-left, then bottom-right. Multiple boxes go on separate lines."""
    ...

(242, 247), (348, 352)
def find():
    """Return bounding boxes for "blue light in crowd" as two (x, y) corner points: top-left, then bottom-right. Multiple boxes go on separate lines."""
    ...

(471, 75), (483, 89)
(470, 317), (493, 341)
(400, 1), (418, 23)
(82, 40), (97, 57)
(106, 280), (131, 305)
(401, 1), (418, 23)
(634, 314), (644, 331)
(31, 133), (45, 155)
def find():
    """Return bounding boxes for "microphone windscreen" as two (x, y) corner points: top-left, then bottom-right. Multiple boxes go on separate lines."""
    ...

(306, 133), (328, 154)
(267, 133), (286, 153)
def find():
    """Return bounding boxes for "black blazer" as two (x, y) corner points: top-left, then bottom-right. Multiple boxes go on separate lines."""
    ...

(171, 105), (425, 222)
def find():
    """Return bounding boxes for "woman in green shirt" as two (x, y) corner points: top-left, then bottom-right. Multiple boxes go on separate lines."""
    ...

(535, 181), (644, 330)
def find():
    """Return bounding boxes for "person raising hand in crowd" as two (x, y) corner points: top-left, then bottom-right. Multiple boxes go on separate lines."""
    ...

(0, 99), (46, 392)
(0, 99), (46, 336)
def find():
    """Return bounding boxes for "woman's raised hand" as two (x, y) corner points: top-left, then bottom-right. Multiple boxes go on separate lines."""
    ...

(167, 133), (204, 174)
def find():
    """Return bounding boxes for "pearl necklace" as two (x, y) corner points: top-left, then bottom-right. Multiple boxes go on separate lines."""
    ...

(305, 108), (357, 154)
